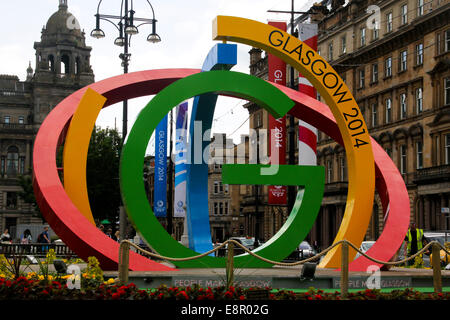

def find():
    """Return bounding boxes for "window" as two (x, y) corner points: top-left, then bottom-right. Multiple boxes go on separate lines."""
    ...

(446, 134), (450, 165)
(328, 42), (334, 61)
(254, 112), (262, 128)
(213, 202), (218, 215)
(385, 98), (392, 124)
(326, 160), (333, 183)
(372, 104), (378, 127)
(6, 192), (17, 209)
(4, 116), (10, 124)
(400, 50), (407, 71)
(18, 116), (24, 124)
(416, 43), (423, 65)
(341, 36), (346, 54)
(373, 27), (379, 40)
(385, 57), (392, 77)
(416, 141), (423, 169)
(0, 157), (4, 176)
(401, 4), (408, 25)
(416, 87), (423, 113)
(214, 181), (223, 194)
(446, 30), (450, 52)
(339, 157), (347, 181)
(385, 147), (392, 158)
(400, 93), (407, 119)
(219, 202), (223, 215)
(359, 69), (365, 88)
(360, 27), (366, 46)
(224, 184), (229, 194)
(372, 63), (378, 83)
(224, 202), (229, 215)
(386, 12), (393, 33)
(6, 146), (19, 176)
(417, 0), (424, 17)
(19, 157), (25, 175)
(445, 77), (450, 105)
(400, 144), (407, 174)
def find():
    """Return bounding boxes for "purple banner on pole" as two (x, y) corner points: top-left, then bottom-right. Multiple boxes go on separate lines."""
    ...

(154, 115), (168, 217)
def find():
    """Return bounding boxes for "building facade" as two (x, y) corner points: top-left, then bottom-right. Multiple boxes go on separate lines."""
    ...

(243, 0), (450, 250)
(0, 0), (94, 236)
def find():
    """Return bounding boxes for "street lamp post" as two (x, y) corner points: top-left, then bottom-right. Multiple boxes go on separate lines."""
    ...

(91, 0), (161, 241)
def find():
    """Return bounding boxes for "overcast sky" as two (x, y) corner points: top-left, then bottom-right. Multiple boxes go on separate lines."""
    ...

(1, 0), (315, 151)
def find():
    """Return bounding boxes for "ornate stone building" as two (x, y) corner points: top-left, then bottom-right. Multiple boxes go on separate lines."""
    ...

(0, 0), (94, 235)
(244, 0), (450, 249)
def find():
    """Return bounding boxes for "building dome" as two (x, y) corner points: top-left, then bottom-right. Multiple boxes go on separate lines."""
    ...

(45, 0), (82, 37)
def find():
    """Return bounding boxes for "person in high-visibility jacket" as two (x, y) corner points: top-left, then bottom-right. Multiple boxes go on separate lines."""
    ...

(404, 223), (426, 266)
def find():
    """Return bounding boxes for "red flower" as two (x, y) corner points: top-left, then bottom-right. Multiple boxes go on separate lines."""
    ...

(177, 290), (189, 300)
(112, 293), (120, 300)
(315, 294), (323, 300)
(41, 290), (49, 295)
(239, 295), (245, 300)
(224, 291), (233, 298)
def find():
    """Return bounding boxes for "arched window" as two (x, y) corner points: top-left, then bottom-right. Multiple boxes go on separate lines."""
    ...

(61, 54), (70, 74)
(75, 57), (81, 75)
(48, 55), (55, 72)
(6, 146), (19, 176)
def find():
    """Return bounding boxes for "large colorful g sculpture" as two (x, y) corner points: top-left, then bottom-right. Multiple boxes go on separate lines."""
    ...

(33, 16), (409, 271)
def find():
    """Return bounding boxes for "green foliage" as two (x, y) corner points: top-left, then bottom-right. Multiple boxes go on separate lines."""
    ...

(413, 255), (424, 269)
(17, 175), (42, 221)
(86, 126), (123, 224)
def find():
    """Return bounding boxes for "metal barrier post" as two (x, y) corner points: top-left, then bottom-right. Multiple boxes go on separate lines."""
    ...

(432, 242), (442, 293)
(118, 241), (130, 286)
(340, 241), (349, 298)
(226, 242), (234, 288)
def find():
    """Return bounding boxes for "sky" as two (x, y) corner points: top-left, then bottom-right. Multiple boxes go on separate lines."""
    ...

(0, 0), (315, 152)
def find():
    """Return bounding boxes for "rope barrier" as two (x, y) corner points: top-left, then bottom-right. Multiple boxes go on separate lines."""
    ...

(118, 239), (449, 295)
(120, 239), (450, 267)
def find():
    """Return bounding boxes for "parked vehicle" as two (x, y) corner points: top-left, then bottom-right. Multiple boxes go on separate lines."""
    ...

(226, 237), (256, 255)
(284, 241), (317, 261)
(424, 232), (449, 267)
(354, 241), (375, 260)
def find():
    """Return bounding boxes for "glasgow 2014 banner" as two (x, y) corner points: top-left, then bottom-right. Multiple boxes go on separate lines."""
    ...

(154, 115), (168, 217)
(174, 102), (188, 217)
(267, 21), (287, 205)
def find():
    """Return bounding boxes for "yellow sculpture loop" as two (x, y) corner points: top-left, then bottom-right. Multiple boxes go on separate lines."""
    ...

(63, 88), (107, 225)
(213, 16), (375, 268)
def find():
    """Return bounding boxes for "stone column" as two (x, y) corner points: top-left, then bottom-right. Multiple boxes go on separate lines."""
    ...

(424, 196), (430, 230)
(25, 140), (31, 172)
(323, 205), (330, 247)
(431, 196), (436, 230)
(440, 194), (447, 230)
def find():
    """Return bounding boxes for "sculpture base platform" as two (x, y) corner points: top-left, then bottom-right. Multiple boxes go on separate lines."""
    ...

(104, 265), (450, 290)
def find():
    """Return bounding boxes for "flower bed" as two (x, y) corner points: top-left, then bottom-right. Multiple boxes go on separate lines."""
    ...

(0, 279), (448, 300)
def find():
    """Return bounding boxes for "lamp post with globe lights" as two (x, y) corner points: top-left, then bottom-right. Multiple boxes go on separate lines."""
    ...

(91, 0), (161, 241)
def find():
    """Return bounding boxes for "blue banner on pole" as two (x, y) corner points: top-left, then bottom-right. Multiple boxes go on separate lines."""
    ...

(154, 115), (168, 217)
(174, 102), (188, 218)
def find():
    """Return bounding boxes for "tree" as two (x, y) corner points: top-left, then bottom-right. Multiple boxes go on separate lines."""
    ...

(86, 126), (123, 225)
(17, 174), (43, 222)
